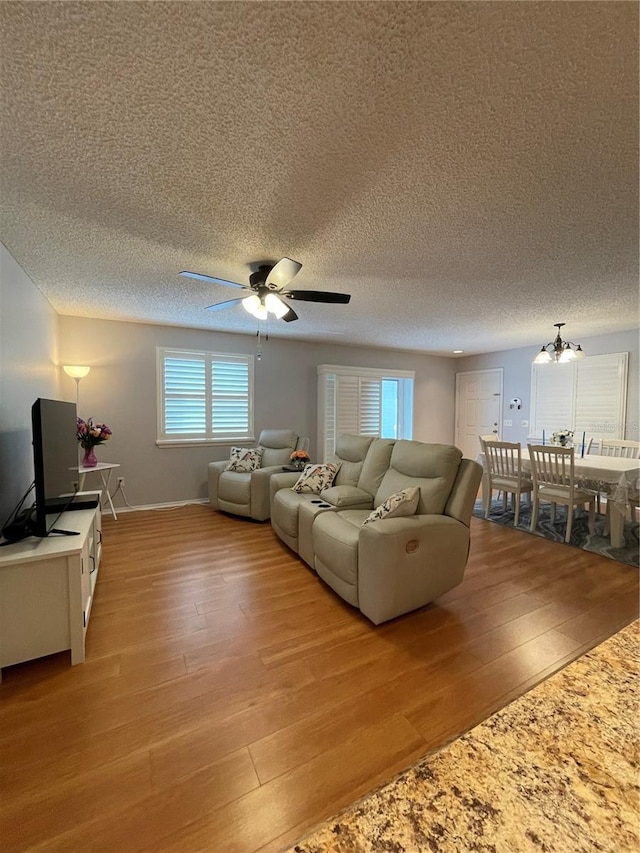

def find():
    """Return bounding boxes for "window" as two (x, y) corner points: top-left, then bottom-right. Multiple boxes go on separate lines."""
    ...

(530, 352), (628, 440)
(318, 364), (414, 460)
(157, 348), (254, 445)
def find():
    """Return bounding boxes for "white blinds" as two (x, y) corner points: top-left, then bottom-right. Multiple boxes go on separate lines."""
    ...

(318, 365), (413, 460)
(530, 352), (628, 440)
(158, 348), (254, 443)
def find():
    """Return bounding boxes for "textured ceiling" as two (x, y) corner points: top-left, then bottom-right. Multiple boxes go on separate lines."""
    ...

(1, 1), (638, 356)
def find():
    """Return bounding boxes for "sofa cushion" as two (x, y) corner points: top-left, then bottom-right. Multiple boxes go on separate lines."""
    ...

(362, 486), (420, 526)
(320, 485), (374, 509)
(227, 446), (263, 472)
(292, 463), (341, 494)
(218, 470), (252, 504)
(357, 438), (396, 497)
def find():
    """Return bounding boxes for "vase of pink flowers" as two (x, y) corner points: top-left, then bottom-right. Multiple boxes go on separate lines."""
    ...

(77, 417), (112, 468)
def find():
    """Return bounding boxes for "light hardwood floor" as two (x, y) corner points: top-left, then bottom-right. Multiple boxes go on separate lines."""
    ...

(1, 504), (637, 852)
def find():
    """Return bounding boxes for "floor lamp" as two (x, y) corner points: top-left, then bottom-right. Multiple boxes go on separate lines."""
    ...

(63, 365), (90, 408)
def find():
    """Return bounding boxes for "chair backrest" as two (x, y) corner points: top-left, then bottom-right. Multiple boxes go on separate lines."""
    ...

(483, 440), (526, 483)
(597, 439), (640, 459)
(375, 441), (462, 515)
(258, 429), (303, 466)
(478, 433), (499, 453)
(527, 444), (576, 491)
(332, 434), (376, 487)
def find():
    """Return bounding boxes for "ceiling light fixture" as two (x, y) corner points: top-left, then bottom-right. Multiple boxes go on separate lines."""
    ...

(533, 323), (585, 364)
(242, 294), (268, 320)
(243, 292), (289, 321)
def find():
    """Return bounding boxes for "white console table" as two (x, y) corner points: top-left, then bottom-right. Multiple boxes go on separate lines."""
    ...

(0, 505), (102, 680)
(78, 461), (120, 519)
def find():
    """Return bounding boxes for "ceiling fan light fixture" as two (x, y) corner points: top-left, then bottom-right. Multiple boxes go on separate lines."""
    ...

(242, 294), (267, 320)
(533, 323), (585, 365)
(264, 293), (288, 319)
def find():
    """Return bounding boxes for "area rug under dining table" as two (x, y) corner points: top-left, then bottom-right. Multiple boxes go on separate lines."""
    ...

(473, 498), (639, 568)
(285, 620), (639, 853)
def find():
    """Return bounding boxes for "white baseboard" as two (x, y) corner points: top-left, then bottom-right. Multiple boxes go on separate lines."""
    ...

(104, 498), (209, 514)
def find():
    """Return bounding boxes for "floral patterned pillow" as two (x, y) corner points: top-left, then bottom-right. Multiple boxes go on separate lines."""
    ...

(362, 487), (420, 526)
(292, 463), (341, 494)
(226, 446), (263, 472)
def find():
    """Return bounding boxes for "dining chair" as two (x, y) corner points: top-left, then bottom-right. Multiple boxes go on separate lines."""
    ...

(482, 440), (533, 526)
(596, 439), (640, 527)
(527, 444), (596, 543)
(596, 439), (640, 459)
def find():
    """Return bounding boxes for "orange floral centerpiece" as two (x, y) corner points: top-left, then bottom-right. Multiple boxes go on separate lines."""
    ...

(290, 449), (311, 469)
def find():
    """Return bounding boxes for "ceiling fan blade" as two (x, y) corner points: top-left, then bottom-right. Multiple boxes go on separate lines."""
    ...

(180, 271), (246, 289)
(281, 290), (351, 304)
(282, 305), (299, 322)
(205, 297), (245, 311)
(264, 257), (302, 291)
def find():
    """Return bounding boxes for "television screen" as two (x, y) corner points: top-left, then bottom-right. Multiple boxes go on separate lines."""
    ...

(31, 398), (81, 536)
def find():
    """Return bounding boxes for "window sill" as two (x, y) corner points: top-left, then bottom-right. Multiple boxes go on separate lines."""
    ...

(156, 437), (256, 448)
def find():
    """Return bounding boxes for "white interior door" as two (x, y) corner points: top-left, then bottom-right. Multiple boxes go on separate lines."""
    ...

(455, 369), (503, 459)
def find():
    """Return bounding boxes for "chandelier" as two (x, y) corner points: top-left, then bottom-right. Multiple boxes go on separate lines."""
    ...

(533, 323), (585, 364)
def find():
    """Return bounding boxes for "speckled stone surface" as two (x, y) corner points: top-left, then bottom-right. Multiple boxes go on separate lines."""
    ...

(287, 621), (639, 853)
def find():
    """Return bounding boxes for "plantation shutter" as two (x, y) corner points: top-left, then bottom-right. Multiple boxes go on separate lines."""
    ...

(164, 355), (206, 435)
(530, 363), (575, 437)
(211, 358), (250, 435)
(530, 352), (628, 440)
(574, 353), (628, 440)
(359, 379), (381, 435)
(318, 365), (413, 460)
(158, 349), (254, 443)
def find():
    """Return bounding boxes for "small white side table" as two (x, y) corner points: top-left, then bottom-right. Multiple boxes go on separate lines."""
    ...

(78, 462), (120, 520)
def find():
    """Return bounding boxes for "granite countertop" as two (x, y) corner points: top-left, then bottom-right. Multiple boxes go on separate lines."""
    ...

(287, 621), (639, 853)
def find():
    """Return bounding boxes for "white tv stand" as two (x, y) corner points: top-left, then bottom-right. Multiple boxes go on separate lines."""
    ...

(0, 502), (102, 681)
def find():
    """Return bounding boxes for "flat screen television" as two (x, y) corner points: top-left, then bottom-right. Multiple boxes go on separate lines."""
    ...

(30, 398), (84, 536)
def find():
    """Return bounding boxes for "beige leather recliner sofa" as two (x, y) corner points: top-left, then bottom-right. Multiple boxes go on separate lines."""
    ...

(209, 429), (310, 521)
(270, 436), (482, 624)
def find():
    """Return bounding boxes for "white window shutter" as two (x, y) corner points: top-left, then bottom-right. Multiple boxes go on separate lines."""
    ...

(530, 353), (628, 441)
(574, 353), (628, 440)
(530, 362), (575, 436)
(359, 378), (381, 435)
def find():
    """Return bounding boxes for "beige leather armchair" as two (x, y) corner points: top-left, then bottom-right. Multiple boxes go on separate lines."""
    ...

(208, 429), (309, 521)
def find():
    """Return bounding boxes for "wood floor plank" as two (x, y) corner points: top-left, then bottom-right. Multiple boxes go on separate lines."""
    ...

(0, 504), (636, 853)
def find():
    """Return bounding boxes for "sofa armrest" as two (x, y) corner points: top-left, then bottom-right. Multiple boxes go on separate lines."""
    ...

(249, 466), (294, 521)
(208, 460), (230, 508)
(357, 514), (470, 624)
(269, 471), (302, 508)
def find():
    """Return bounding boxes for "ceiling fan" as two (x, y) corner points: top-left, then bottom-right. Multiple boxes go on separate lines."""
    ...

(180, 257), (350, 323)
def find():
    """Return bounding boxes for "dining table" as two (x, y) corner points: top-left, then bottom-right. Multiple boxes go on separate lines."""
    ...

(479, 448), (640, 549)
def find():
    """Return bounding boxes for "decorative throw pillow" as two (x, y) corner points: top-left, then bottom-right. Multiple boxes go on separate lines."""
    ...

(362, 486), (420, 526)
(226, 446), (263, 473)
(292, 463), (341, 494)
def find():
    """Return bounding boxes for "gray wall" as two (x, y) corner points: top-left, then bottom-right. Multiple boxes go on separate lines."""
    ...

(58, 315), (458, 507)
(0, 244), (60, 524)
(2, 242), (637, 516)
(456, 328), (640, 445)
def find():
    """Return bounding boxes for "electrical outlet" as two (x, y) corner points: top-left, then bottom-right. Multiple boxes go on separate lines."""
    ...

(117, 477), (125, 487)
(503, 419), (512, 427)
